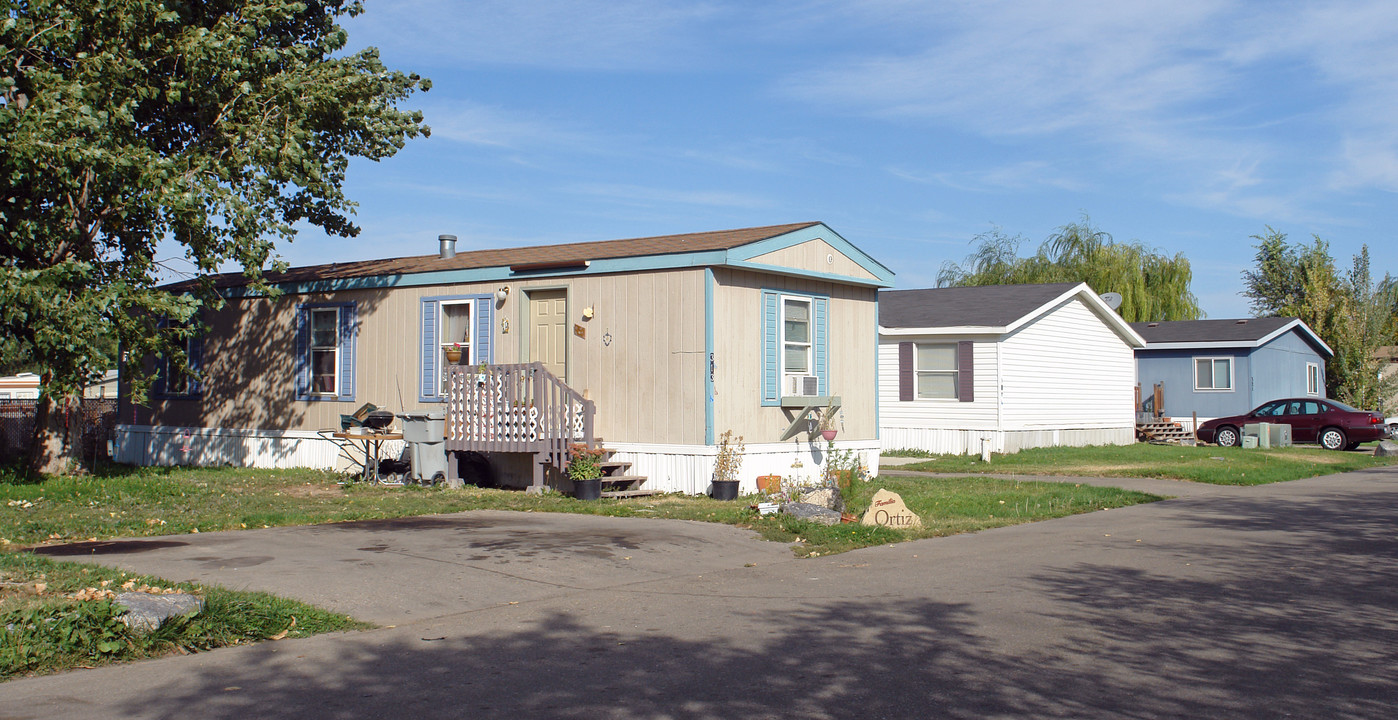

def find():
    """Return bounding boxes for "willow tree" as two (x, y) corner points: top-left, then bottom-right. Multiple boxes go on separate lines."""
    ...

(0, 0), (430, 473)
(938, 218), (1201, 322)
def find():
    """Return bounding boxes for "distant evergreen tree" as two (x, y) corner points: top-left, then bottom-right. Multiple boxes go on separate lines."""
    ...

(1242, 229), (1398, 409)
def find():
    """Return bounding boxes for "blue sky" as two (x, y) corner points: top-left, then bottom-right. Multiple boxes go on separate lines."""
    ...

(264, 0), (1398, 318)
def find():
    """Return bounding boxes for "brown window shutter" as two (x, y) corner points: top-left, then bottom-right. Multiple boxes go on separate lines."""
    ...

(899, 342), (914, 401)
(958, 341), (974, 403)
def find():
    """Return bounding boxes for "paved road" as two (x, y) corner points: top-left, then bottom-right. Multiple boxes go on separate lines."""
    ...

(4, 467), (1397, 719)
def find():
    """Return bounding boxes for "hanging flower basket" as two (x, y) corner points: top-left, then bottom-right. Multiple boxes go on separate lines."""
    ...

(821, 429), (838, 442)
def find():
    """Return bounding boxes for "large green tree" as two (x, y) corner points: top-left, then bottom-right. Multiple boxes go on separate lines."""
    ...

(1242, 229), (1397, 409)
(937, 217), (1202, 322)
(1, 0), (429, 473)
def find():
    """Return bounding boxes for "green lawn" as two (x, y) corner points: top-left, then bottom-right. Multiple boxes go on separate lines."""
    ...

(885, 442), (1398, 485)
(1, 551), (366, 680)
(1, 462), (1159, 557)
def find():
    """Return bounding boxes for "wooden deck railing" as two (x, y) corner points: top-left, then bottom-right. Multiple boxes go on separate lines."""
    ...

(443, 363), (596, 473)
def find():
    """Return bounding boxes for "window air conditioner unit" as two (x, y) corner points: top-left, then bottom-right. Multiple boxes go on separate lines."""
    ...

(785, 375), (819, 397)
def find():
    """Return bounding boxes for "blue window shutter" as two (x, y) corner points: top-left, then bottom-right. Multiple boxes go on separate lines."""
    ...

(475, 299), (493, 362)
(294, 306), (310, 399)
(814, 297), (828, 395)
(761, 290), (779, 405)
(420, 299), (438, 399)
(338, 303), (356, 401)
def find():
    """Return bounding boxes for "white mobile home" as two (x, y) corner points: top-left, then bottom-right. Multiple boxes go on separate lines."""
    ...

(878, 283), (1145, 455)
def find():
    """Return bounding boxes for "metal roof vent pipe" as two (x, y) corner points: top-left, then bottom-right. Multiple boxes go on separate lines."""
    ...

(438, 234), (457, 259)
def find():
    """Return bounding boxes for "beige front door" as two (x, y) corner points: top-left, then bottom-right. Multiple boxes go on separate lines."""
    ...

(529, 289), (568, 379)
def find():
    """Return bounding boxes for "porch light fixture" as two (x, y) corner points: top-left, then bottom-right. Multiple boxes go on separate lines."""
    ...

(495, 286), (509, 303)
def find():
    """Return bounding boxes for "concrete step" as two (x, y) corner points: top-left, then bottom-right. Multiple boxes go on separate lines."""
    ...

(600, 489), (662, 498)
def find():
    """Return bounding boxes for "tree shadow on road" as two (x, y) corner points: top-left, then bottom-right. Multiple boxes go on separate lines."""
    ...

(104, 474), (1398, 719)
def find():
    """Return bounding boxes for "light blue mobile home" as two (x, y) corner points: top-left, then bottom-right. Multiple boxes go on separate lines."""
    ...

(1131, 317), (1332, 424)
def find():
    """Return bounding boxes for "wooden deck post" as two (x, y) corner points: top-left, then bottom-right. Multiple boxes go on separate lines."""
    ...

(527, 452), (546, 494)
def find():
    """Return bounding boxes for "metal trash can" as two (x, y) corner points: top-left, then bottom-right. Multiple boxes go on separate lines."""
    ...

(399, 413), (447, 484)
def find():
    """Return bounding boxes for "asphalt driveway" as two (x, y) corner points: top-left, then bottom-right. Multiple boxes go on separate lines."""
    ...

(5, 466), (1398, 719)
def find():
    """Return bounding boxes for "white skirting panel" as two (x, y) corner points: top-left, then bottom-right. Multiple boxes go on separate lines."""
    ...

(112, 424), (402, 472)
(605, 439), (883, 495)
(113, 424), (883, 496)
(882, 426), (1134, 456)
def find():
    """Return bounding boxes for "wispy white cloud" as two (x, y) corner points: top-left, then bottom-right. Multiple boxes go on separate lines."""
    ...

(779, 0), (1398, 218)
(415, 100), (579, 149)
(782, 0), (1237, 137)
(889, 161), (1087, 193)
(569, 183), (770, 209)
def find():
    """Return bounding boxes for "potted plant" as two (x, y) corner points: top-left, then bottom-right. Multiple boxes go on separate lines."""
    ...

(567, 443), (605, 500)
(818, 401), (839, 441)
(711, 430), (744, 500)
(444, 343), (466, 364)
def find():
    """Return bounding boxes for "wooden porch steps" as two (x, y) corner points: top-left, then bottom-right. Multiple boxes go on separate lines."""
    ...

(597, 450), (658, 498)
(539, 449), (658, 498)
(1136, 418), (1195, 445)
(599, 473), (658, 498)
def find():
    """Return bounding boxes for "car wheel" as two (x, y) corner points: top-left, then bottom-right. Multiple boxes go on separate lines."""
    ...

(1319, 427), (1347, 451)
(1215, 426), (1240, 448)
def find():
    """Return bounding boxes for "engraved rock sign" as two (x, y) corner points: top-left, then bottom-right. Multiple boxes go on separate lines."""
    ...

(860, 489), (923, 529)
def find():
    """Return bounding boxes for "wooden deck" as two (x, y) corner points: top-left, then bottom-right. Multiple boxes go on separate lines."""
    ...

(443, 362), (655, 496)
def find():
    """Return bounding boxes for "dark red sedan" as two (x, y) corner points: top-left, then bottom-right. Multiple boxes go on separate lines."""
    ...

(1197, 398), (1390, 450)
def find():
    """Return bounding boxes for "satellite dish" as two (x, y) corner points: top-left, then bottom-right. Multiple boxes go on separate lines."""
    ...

(1101, 292), (1123, 310)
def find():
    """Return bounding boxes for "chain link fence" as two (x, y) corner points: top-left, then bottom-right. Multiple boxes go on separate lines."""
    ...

(0, 399), (119, 467)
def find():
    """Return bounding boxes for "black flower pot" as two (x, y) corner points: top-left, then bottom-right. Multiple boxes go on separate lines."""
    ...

(574, 477), (602, 500)
(710, 479), (739, 500)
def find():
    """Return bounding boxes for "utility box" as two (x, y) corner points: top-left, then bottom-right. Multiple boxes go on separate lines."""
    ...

(400, 413), (447, 483)
(1268, 424), (1292, 448)
(1243, 423), (1271, 449)
(1242, 436), (1259, 449)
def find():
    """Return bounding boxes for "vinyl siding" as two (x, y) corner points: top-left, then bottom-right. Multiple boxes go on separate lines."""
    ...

(136, 269), (709, 446)
(1135, 350), (1252, 419)
(745, 238), (879, 281)
(1251, 331), (1327, 400)
(711, 267), (877, 442)
(877, 338), (1000, 431)
(999, 297), (1136, 430)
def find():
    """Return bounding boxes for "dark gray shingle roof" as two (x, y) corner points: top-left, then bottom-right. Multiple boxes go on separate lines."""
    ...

(879, 283), (1082, 328)
(1128, 317), (1298, 344)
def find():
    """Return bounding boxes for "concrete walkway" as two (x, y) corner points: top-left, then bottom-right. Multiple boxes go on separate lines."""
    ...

(5, 466), (1398, 718)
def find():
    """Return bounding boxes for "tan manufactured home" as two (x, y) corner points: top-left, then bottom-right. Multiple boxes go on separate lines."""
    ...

(117, 222), (894, 494)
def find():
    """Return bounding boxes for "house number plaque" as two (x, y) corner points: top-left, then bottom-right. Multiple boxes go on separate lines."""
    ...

(574, 324), (586, 339)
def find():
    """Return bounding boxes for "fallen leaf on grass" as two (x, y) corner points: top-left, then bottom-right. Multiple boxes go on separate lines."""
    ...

(269, 617), (296, 641)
